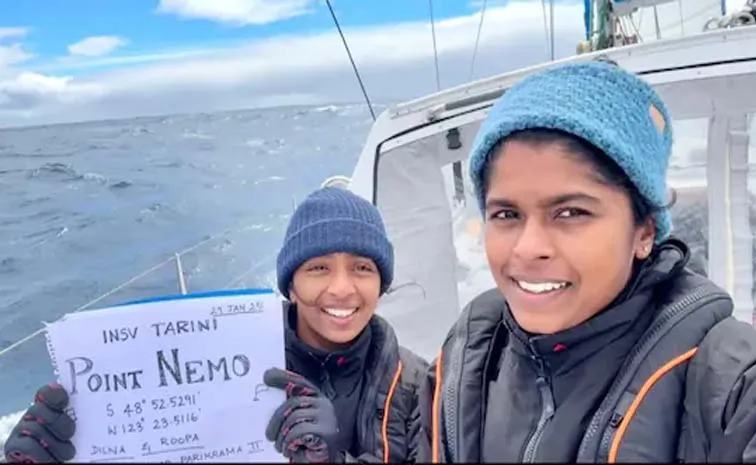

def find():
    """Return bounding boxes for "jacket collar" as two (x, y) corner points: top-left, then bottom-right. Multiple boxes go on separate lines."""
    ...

(503, 238), (690, 375)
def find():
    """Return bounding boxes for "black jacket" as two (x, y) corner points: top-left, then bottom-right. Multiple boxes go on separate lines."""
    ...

(283, 304), (428, 463)
(418, 239), (756, 462)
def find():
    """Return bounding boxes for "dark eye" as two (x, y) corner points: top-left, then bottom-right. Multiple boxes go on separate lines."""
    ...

(307, 264), (328, 272)
(556, 207), (590, 219)
(355, 263), (376, 273)
(489, 209), (519, 221)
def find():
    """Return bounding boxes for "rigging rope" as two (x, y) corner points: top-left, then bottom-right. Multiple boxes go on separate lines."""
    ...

(549, 0), (555, 60)
(324, 0), (376, 121)
(428, 0), (441, 91)
(542, 0), (551, 58)
(469, 0), (488, 81)
(653, 6), (662, 39)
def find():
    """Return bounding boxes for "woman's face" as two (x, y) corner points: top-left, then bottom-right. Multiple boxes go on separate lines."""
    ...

(290, 252), (381, 350)
(483, 139), (655, 334)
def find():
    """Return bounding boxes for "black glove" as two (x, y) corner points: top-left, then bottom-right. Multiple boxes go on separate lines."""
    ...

(3, 384), (76, 463)
(263, 367), (339, 463)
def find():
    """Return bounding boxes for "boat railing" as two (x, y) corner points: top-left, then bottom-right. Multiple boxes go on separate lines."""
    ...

(0, 217), (290, 361)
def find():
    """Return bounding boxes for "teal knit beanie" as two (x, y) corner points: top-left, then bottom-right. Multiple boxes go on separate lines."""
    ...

(468, 60), (674, 243)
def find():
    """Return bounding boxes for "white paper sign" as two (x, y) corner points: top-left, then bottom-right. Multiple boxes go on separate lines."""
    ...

(44, 289), (287, 463)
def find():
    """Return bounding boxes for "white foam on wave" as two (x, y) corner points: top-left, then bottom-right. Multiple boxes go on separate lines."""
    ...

(244, 138), (265, 148)
(253, 175), (285, 186)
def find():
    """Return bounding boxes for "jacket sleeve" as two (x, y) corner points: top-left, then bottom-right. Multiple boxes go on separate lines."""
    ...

(412, 358), (437, 463)
(683, 316), (756, 462)
(402, 347), (432, 464)
(343, 348), (432, 464)
(346, 375), (431, 464)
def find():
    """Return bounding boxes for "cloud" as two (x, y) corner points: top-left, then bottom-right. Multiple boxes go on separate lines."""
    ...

(156, 0), (316, 26)
(0, 27), (29, 40)
(0, 0), (738, 127)
(0, 1), (584, 125)
(0, 27), (32, 73)
(0, 29), (110, 121)
(67, 36), (128, 57)
(0, 43), (33, 71)
(0, 72), (105, 110)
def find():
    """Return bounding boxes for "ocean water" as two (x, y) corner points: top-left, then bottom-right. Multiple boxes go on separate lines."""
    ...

(0, 104), (379, 446)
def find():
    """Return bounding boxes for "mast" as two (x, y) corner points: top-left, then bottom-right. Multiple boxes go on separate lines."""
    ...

(577, 0), (615, 53)
(578, 0), (677, 53)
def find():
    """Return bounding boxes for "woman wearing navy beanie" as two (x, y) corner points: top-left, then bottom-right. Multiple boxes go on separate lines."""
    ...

(261, 186), (427, 463)
(2, 187), (427, 464)
(419, 60), (756, 463)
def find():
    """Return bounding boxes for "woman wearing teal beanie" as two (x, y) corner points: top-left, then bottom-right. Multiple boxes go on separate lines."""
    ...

(419, 59), (756, 463)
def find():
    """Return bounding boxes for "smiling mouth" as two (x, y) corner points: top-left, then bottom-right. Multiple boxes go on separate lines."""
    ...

(321, 307), (358, 319)
(512, 278), (571, 295)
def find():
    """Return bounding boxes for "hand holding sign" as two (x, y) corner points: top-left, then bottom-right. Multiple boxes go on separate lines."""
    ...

(263, 368), (339, 463)
(4, 384), (76, 463)
(31, 289), (287, 463)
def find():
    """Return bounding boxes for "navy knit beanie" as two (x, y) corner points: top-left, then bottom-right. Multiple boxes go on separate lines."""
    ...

(276, 187), (394, 299)
(468, 60), (674, 243)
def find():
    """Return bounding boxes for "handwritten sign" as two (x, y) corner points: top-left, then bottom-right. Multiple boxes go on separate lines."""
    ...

(44, 289), (286, 463)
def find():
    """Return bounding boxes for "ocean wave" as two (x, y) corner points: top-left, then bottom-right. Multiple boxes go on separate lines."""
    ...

(26, 162), (133, 190)
(253, 175), (285, 186)
(181, 129), (214, 140)
(0, 151), (75, 159)
(244, 138), (265, 148)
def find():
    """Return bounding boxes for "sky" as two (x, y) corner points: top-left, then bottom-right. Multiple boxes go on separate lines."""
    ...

(0, 0), (744, 127)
